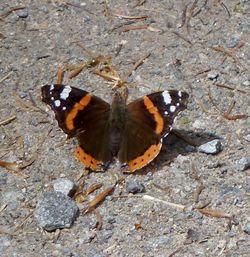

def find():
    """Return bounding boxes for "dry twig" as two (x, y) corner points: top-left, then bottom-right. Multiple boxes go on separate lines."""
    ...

(0, 6), (26, 20)
(208, 86), (248, 120)
(0, 71), (13, 83)
(0, 115), (16, 126)
(172, 31), (193, 46)
(127, 52), (151, 77)
(142, 195), (186, 211)
(83, 185), (115, 214)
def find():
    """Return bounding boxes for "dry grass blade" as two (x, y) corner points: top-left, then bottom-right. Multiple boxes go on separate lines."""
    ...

(210, 45), (244, 68)
(18, 153), (38, 169)
(142, 195), (186, 211)
(0, 5), (26, 20)
(113, 13), (148, 20)
(186, 0), (199, 33)
(172, 31), (193, 46)
(0, 160), (21, 172)
(117, 24), (160, 33)
(193, 183), (204, 203)
(83, 185), (115, 214)
(0, 71), (13, 83)
(56, 66), (65, 84)
(14, 93), (41, 112)
(127, 52), (151, 77)
(180, 4), (189, 28)
(208, 86), (248, 120)
(215, 83), (246, 94)
(0, 115), (16, 126)
(0, 204), (7, 214)
(14, 211), (33, 232)
(74, 183), (102, 203)
(94, 209), (103, 230)
(197, 207), (231, 219)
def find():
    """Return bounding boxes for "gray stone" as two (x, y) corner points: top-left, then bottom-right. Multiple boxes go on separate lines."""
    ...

(53, 178), (76, 196)
(235, 157), (250, 171)
(0, 235), (12, 253)
(34, 192), (79, 231)
(126, 180), (145, 194)
(243, 222), (250, 235)
(243, 134), (250, 142)
(198, 140), (222, 154)
(207, 71), (219, 80)
(242, 80), (250, 87)
(16, 9), (29, 18)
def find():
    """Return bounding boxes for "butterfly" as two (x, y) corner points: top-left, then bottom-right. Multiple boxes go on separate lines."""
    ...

(41, 84), (188, 172)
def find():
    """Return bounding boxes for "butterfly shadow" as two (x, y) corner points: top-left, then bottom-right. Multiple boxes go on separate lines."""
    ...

(134, 129), (222, 175)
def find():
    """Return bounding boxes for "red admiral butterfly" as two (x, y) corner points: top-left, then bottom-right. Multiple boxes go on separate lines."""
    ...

(41, 85), (188, 172)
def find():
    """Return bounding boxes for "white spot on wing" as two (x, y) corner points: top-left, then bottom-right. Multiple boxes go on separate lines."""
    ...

(50, 84), (54, 91)
(60, 86), (72, 100)
(62, 106), (66, 110)
(177, 102), (180, 107)
(178, 91), (182, 98)
(164, 110), (168, 115)
(162, 91), (171, 105)
(55, 100), (61, 107)
(51, 97), (54, 101)
(170, 105), (176, 112)
(163, 132), (169, 138)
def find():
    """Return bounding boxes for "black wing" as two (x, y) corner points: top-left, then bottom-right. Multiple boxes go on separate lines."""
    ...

(118, 90), (189, 172)
(41, 84), (112, 170)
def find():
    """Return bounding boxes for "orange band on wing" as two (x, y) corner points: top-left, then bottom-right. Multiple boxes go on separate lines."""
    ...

(75, 146), (100, 170)
(128, 141), (162, 172)
(66, 94), (91, 130)
(143, 96), (164, 134)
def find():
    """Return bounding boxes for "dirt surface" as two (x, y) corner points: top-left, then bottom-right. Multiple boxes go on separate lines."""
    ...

(0, 1), (249, 256)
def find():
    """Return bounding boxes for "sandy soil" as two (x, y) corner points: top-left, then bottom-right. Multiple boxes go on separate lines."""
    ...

(0, 1), (249, 256)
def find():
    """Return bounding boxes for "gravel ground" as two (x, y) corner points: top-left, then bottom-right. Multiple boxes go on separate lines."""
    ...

(0, 1), (249, 257)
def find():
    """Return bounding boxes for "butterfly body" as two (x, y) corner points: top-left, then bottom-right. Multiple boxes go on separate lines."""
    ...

(41, 84), (188, 172)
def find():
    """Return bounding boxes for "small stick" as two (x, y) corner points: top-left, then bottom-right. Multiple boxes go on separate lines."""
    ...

(197, 207), (231, 219)
(180, 4), (189, 28)
(127, 52), (151, 77)
(113, 13), (148, 20)
(215, 83), (246, 94)
(186, 0), (199, 33)
(172, 31), (193, 46)
(83, 185), (115, 214)
(94, 209), (103, 230)
(142, 195), (186, 211)
(0, 161), (20, 172)
(0, 115), (16, 126)
(0, 6), (26, 20)
(0, 71), (13, 83)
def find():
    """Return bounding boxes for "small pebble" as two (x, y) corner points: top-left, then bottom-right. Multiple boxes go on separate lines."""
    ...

(16, 9), (29, 18)
(198, 139), (222, 154)
(243, 222), (250, 235)
(235, 157), (250, 171)
(126, 180), (145, 194)
(242, 80), (250, 87)
(53, 178), (76, 196)
(243, 134), (250, 142)
(207, 71), (219, 81)
(34, 192), (79, 231)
